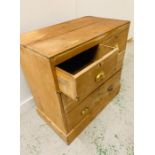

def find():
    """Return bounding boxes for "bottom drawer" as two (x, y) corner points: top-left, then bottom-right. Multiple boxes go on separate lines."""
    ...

(65, 70), (121, 131)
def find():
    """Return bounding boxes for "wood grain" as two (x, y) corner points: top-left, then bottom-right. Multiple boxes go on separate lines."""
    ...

(21, 47), (68, 133)
(36, 71), (121, 144)
(56, 45), (118, 101)
(66, 72), (121, 143)
(102, 28), (129, 52)
(21, 16), (129, 58)
(20, 16), (130, 144)
(21, 16), (104, 45)
(53, 24), (129, 65)
(62, 70), (121, 116)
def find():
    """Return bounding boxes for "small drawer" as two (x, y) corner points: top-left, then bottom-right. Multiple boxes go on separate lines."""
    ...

(102, 28), (129, 52)
(65, 71), (121, 131)
(56, 44), (119, 101)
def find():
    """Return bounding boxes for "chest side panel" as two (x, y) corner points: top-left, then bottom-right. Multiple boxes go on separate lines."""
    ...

(20, 47), (68, 133)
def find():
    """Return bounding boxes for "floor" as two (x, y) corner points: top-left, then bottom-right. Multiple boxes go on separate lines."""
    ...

(21, 41), (134, 155)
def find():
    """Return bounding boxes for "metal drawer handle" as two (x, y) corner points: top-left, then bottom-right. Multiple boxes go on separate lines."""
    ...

(81, 107), (89, 115)
(95, 71), (105, 82)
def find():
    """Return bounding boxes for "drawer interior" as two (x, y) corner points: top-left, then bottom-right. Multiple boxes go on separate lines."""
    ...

(57, 44), (109, 75)
(56, 44), (118, 101)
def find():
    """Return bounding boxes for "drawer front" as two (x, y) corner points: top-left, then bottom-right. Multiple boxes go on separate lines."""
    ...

(64, 70), (121, 131)
(102, 28), (129, 53)
(56, 45), (119, 101)
(116, 51), (125, 70)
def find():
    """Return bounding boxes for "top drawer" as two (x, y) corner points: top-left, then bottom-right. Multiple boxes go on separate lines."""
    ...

(102, 28), (129, 52)
(55, 44), (119, 101)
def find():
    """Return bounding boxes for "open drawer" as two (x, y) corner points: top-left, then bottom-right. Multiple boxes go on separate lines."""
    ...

(55, 44), (119, 101)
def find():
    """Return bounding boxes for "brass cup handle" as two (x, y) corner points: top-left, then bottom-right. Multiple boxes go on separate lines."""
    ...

(81, 107), (89, 115)
(95, 71), (105, 82)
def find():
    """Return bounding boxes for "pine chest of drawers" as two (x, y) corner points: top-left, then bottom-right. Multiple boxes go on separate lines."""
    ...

(21, 16), (130, 144)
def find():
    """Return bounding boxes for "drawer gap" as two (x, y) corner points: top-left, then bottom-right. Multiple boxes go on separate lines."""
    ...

(57, 45), (101, 75)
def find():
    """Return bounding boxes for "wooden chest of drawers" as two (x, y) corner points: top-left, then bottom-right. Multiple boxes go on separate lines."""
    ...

(20, 16), (130, 144)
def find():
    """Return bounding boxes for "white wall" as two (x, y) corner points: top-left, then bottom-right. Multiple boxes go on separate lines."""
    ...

(20, 0), (77, 105)
(20, 0), (77, 32)
(20, 0), (133, 105)
(76, 0), (134, 38)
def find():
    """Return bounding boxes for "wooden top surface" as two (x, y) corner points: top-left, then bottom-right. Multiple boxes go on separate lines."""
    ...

(21, 16), (129, 58)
